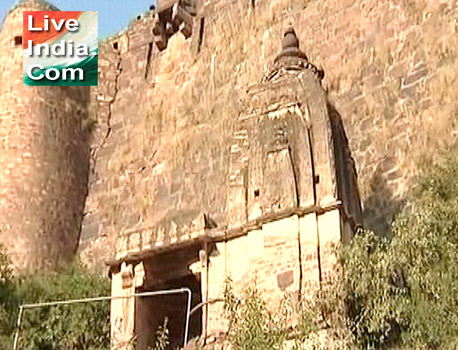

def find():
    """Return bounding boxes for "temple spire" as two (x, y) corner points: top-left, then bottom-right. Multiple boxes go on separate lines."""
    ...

(263, 26), (324, 82)
(274, 26), (308, 63)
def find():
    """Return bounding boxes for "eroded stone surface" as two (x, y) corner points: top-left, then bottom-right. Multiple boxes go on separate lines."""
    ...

(0, 0), (90, 270)
(108, 27), (361, 349)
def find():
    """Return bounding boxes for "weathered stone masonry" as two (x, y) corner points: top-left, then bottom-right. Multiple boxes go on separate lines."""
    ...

(107, 27), (363, 349)
(76, 0), (458, 345)
(81, 0), (458, 270)
(0, 1), (456, 271)
(1, 0), (458, 344)
(0, 0), (90, 270)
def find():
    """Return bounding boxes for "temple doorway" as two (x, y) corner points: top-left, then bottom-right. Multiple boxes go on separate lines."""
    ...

(135, 245), (203, 349)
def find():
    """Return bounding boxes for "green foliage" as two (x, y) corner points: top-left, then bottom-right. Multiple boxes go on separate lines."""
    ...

(320, 149), (458, 349)
(0, 246), (19, 347)
(289, 299), (321, 350)
(0, 252), (110, 350)
(1, 152), (458, 350)
(222, 277), (322, 350)
(223, 278), (287, 350)
(150, 318), (170, 350)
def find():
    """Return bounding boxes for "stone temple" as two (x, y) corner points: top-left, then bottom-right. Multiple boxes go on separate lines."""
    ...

(108, 27), (362, 349)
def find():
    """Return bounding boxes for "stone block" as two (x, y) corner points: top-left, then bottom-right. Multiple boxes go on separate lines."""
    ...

(403, 67), (429, 86)
(277, 270), (294, 290)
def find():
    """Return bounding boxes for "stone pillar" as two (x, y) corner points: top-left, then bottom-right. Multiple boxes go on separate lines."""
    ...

(111, 262), (137, 350)
(206, 241), (229, 337)
(316, 209), (341, 282)
(200, 243), (209, 341)
(299, 212), (320, 292)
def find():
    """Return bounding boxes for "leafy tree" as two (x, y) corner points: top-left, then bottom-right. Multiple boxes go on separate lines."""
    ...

(320, 148), (458, 349)
(0, 251), (110, 350)
(218, 148), (458, 350)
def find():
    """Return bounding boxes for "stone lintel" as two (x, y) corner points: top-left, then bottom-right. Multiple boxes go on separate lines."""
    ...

(106, 201), (342, 274)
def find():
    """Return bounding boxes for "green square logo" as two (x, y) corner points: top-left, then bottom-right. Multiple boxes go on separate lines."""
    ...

(23, 11), (98, 86)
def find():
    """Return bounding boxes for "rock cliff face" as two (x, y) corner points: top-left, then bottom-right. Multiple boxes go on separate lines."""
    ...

(0, 0), (91, 269)
(80, 0), (458, 265)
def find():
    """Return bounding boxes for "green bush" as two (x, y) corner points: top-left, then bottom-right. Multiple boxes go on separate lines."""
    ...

(0, 252), (110, 350)
(320, 149), (458, 349)
(223, 278), (287, 350)
(3, 153), (458, 350)
(0, 246), (18, 347)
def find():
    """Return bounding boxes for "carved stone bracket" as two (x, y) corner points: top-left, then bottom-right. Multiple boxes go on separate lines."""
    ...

(120, 262), (134, 289)
(153, 0), (197, 50)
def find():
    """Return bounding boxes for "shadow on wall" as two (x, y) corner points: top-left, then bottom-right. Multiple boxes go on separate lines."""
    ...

(362, 165), (404, 236)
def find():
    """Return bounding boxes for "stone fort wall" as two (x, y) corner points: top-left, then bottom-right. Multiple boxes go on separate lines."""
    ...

(0, 1), (91, 269)
(80, 0), (458, 265)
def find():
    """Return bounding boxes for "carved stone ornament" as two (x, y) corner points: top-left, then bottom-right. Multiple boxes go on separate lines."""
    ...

(120, 262), (134, 289)
(262, 26), (324, 83)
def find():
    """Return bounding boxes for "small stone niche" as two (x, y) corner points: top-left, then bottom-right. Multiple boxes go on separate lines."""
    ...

(14, 36), (22, 46)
